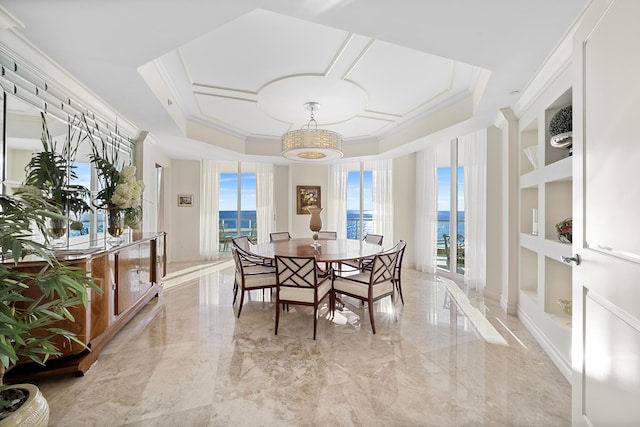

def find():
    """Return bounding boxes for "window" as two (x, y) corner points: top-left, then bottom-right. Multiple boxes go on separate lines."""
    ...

(346, 169), (372, 240)
(436, 141), (465, 275)
(219, 164), (257, 250)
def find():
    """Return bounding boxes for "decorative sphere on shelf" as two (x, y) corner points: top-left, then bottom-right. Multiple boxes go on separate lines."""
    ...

(549, 106), (572, 136)
(549, 105), (573, 152)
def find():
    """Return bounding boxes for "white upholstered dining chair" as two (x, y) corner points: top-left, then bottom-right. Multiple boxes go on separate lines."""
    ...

(274, 255), (333, 340)
(331, 249), (399, 334)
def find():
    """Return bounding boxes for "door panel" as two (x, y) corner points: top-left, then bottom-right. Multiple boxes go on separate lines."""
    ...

(584, 291), (640, 425)
(573, 1), (640, 425)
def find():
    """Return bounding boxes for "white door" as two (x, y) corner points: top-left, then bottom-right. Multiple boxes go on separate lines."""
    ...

(572, 1), (640, 425)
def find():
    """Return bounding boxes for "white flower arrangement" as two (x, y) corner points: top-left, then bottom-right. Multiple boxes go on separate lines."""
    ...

(111, 165), (145, 210)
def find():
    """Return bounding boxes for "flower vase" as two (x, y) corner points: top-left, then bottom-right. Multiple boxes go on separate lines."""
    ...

(307, 206), (323, 247)
(47, 218), (67, 248)
(107, 209), (125, 245)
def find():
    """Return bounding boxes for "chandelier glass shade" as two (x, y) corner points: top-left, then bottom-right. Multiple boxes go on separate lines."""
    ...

(281, 102), (343, 161)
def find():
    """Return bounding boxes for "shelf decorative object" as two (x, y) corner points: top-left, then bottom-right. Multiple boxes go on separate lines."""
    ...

(549, 105), (573, 155)
(557, 299), (572, 315)
(524, 146), (538, 169)
(555, 217), (572, 243)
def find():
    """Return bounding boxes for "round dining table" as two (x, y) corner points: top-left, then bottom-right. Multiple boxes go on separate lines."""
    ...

(251, 238), (383, 263)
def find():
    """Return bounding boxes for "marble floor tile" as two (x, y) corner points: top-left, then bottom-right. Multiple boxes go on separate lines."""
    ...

(34, 267), (571, 426)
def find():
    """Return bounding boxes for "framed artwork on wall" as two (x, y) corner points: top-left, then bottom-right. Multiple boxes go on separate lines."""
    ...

(177, 194), (193, 207)
(297, 185), (321, 214)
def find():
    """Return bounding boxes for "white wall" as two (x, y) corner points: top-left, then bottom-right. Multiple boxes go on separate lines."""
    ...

(288, 163), (329, 237)
(393, 153), (416, 264)
(485, 126), (503, 300)
(273, 165), (289, 233)
(168, 159), (201, 262)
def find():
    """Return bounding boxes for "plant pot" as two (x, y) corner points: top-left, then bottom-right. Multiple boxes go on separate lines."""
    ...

(0, 383), (49, 427)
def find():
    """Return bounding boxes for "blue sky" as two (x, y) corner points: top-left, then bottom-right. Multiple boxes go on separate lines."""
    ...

(347, 170), (372, 211)
(73, 162), (92, 189)
(438, 166), (464, 211)
(219, 173), (256, 211)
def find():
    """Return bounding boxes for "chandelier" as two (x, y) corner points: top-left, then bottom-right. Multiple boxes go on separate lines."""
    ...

(281, 102), (343, 161)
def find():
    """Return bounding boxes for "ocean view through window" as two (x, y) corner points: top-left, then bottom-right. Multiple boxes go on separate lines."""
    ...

(347, 169), (372, 240)
(219, 170), (256, 250)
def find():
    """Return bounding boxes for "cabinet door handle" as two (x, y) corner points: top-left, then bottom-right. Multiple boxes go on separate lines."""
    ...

(561, 254), (581, 265)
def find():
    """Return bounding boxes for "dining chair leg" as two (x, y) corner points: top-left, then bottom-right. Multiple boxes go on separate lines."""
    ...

(395, 280), (404, 305)
(237, 291), (245, 318)
(313, 309), (317, 340)
(275, 299), (280, 335)
(232, 281), (238, 305)
(368, 301), (376, 334)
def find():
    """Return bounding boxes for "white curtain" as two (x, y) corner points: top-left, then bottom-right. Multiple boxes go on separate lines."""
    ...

(327, 163), (351, 238)
(370, 159), (393, 248)
(460, 130), (487, 292)
(200, 160), (220, 260)
(255, 163), (274, 244)
(414, 146), (438, 273)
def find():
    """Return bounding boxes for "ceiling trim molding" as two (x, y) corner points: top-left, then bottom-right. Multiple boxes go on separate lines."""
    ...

(510, 8), (583, 119)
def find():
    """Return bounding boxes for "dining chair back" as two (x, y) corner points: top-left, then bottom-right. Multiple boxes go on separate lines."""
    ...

(381, 240), (407, 304)
(364, 233), (384, 245)
(232, 236), (273, 267)
(338, 233), (384, 274)
(270, 231), (291, 242)
(316, 231), (337, 239)
(332, 249), (399, 334)
(232, 247), (277, 318)
(231, 235), (250, 251)
(274, 255), (333, 339)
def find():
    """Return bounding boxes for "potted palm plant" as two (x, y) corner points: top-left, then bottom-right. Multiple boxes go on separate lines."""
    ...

(23, 113), (91, 246)
(0, 187), (98, 425)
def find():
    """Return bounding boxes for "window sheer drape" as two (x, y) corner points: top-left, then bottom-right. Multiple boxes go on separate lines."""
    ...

(255, 163), (274, 244)
(369, 159), (394, 248)
(200, 160), (220, 260)
(327, 163), (351, 238)
(414, 146), (438, 273)
(460, 130), (487, 292)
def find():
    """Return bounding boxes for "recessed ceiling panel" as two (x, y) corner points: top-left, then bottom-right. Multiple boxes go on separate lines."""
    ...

(180, 9), (349, 92)
(347, 40), (454, 115)
(330, 116), (393, 139)
(195, 94), (290, 137)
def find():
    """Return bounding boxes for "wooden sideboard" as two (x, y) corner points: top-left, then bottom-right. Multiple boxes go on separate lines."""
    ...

(5, 232), (166, 381)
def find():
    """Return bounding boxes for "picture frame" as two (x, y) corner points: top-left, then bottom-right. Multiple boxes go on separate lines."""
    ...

(296, 185), (321, 215)
(177, 194), (193, 207)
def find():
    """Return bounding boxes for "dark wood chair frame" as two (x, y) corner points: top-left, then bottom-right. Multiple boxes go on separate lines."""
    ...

(232, 247), (277, 318)
(331, 250), (399, 334)
(274, 255), (333, 340)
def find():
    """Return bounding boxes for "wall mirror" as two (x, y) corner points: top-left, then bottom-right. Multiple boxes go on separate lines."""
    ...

(3, 91), (134, 247)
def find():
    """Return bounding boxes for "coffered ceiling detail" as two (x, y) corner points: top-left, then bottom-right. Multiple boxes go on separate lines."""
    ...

(145, 9), (485, 147)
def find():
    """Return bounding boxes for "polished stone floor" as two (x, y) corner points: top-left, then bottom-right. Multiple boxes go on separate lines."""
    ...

(34, 264), (571, 426)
